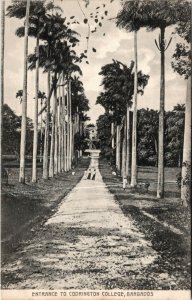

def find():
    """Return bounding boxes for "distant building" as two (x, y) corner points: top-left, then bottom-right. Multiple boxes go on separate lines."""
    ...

(86, 125), (97, 140)
(85, 124), (100, 149)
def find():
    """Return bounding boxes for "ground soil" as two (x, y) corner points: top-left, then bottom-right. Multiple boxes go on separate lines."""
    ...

(1, 157), (90, 262)
(99, 159), (191, 290)
(1, 156), (191, 290)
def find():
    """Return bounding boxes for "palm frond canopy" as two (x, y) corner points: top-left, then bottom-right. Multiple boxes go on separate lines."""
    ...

(116, 0), (190, 32)
(97, 59), (149, 122)
(7, 0), (62, 24)
(28, 39), (82, 77)
(7, 0), (44, 19)
(7, 0), (81, 49)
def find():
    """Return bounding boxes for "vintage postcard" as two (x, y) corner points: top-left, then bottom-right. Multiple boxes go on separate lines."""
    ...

(1, 0), (191, 300)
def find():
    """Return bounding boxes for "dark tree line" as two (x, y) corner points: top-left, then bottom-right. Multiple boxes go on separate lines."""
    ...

(97, 104), (185, 168)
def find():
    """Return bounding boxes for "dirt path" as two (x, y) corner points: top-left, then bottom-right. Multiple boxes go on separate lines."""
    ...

(1, 154), (177, 289)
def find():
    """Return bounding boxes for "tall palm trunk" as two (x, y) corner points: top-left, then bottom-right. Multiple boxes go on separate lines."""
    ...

(39, 99), (43, 163)
(181, 76), (191, 206)
(19, 0), (30, 183)
(58, 77), (61, 173)
(126, 106), (131, 182)
(157, 27), (165, 198)
(62, 73), (67, 172)
(66, 80), (70, 171)
(111, 111), (115, 149)
(59, 77), (64, 172)
(49, 75), (57, 177)
(116, 125), (121, 171)
(76, 111), (80, 158)
(131, 30), (138, 187)
(69, 79), (72, 170)
(72, 121), (75, 165)
(61, 97), (64, 172)
(1, 0), (5, 107)
(32, 33), (39, 182)
(42, 71), (50, 179)
(121, 120), (127, 177)
(54, 87), (58, 175)
(1, 0), (5, 172)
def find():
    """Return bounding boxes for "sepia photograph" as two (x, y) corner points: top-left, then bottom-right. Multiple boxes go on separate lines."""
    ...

(0, 0), (191, 299)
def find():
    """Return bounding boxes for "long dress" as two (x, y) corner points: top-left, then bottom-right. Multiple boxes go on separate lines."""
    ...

(83, 170), (87, 179)
(87, 169), (91, 179)
(92, 169), (96, 180)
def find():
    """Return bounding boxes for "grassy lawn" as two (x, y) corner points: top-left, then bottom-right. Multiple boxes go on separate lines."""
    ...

(1, 157), (90, 263)
(99, 158), (191, 289)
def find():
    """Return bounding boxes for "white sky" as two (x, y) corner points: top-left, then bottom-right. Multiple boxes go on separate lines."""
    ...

(3, 0), (187, 124)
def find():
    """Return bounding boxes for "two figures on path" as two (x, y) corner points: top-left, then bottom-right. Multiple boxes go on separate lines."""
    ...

(84, 168), (96, 180)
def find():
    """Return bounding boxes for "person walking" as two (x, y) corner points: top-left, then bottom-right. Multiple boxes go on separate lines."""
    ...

(92, 168), (96, 180)
(87, 168), (92, 180)
(123, 176), (128, 190)
(83, 170), (88, 180)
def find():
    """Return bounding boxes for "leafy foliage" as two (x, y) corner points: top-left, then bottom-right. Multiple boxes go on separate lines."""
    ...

(137, 109), (159, 166)
(96, 60), (149, 124)
(2, 104), (33, 155)
(96, 113), (112, 158)
(71, 76), (90, 116)
(165, 104), (185, 166)
(171, 2), (191, 78)
(116, 0), (188, 32)
(97, 106), (185, 167)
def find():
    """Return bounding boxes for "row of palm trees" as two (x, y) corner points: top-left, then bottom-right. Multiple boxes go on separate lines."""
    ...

(4, 0), (90, 183)
(117, 0), (191, 206)
(97, 59), (149, 180)
(96, 0), (191, 206)
(116, 0), (191, 203)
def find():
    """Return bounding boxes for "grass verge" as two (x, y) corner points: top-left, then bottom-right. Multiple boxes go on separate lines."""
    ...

(99, 158), (191, 289)
(1, 157), (90, 263)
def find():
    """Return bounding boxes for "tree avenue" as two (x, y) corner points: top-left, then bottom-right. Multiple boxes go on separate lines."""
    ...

(5, 0), (91, 183)
(97, 59), (149, 180)
(2, 0), (191, 211)
(114, 0), (190, 202)
(1, 0), (191, 292)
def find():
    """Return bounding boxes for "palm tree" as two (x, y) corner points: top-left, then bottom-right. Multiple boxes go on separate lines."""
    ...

(116, 0), (183, 196)
(1, 0), (5, 107)
(68, 78), (72, 170)
(37, 91), (46, 162)
(46, 44), (81, 175)
(110, 110), (115, 150)
(116, 1), (142, 187)
(54, 84), (58, 175)
(43, 70), (51, 178)
(64, 66), (82, 171)
(7, 0), (62, 182)
(97, 60), (131, 172)
(62, 72), (67, 171)
(97, 59), (148, 176)
(71, 76), (85, 160)
(126, 105), (131, 181)
(116, 124), (121, 171)
(1, 0), (5, 173)
(49, 74), (57, 177)
(171, 1), (191, 206)
(27, 13), (80, 178)
(130, 30), (138, 186)
(19, 0), (30, 183)
(121, 118), (127, 177)
(30, 4), (60, 182)
(32, 30), (40, 182)
(57, 76), (62, 173)
(66, 79), (70, 171)
(181, 77), (191, 206)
